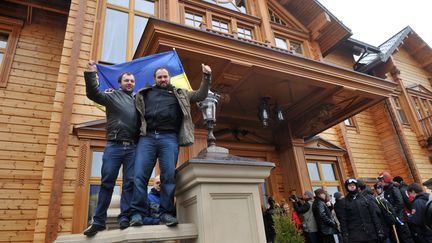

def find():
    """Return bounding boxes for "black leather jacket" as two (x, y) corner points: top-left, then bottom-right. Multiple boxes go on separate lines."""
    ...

(384, 183), (405, 219)
(84, 71), (139, 142)
(312, 198), (338, 235)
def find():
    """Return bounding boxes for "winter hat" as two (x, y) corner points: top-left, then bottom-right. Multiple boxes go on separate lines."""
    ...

(393, 176), (404, 184)
(357, 179), (366, 190)
(314, 188), (325, 197)
(304, 190), (314, 199)
(378, 171), (392, 183)
(333, 191), (343, 200)
(344, 178), (358, 191)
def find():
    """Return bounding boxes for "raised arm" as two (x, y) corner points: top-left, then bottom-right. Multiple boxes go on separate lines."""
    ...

(188, 64), (212, 103)
(84, 60), (111, 106)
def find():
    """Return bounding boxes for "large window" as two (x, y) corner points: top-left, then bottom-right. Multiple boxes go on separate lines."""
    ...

(100, 0), (155, 64)
(274, 36), (304, 55)
(237, 26), (253, 40)
(307, 161), (342, 203)
(0, 17), (22, 88)
(393, 97), (409, 125)
(203, 0), (247, 14)
(211, 19), (229, 33)
(185, 12), (204, 28)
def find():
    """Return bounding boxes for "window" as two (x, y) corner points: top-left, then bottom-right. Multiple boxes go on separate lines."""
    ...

(274, 37), (304, 55)
(275, 37), (288, 50)
(0, 17), (22, 88)
(307, 161), (342, 203)
(268, 9), (286, 26)
(185, 12), (204, 28)
(203, 0), (247, 14)
(344, 117), (355, 127)
(237, 26), (252, 40)
(393, 97), (409, 125)
(211, 19), (229, 33)
(100, 0), (155, 64)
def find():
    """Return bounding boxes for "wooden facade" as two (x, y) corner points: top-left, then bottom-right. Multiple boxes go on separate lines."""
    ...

(0, 0), (431, 242)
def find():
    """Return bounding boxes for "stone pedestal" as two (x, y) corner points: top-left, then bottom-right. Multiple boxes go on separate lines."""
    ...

(176, 146), (274, 243)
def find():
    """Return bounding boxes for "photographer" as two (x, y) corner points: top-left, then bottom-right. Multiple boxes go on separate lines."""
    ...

(291, 191), (319, 243)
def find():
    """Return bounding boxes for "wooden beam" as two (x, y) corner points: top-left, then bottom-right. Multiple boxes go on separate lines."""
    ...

(421, 58), (432, 68)
(308, 12), (331, 40)
(410, 42), (426, 56)
(44, 0), (87, 242)
(5, 0), (69, 15)
(285, 86), (343, 121)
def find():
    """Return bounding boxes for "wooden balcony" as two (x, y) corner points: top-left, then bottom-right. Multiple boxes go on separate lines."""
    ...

(418, 115), (432, 149)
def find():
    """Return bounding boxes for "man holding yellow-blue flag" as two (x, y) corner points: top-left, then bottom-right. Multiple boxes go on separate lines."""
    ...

(129, 59), (212, 227)
(83, 50), (211, 236)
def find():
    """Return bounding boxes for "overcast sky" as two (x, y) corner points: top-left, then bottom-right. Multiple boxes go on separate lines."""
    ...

(317, 0), (432, 48)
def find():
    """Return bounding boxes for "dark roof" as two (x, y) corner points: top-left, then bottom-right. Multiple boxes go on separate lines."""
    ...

(356, 26), (432, 74)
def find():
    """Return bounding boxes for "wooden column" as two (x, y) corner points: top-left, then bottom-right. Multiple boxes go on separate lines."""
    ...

(254, 0), (274, 45)
(166, 0), (180, 23)
(337, 123), (358, 178)
(45, 0), (88, 242)
(277, 127), (310, 198)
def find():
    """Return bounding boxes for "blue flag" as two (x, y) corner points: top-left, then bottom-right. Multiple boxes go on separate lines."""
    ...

(95, 50), (192, 92)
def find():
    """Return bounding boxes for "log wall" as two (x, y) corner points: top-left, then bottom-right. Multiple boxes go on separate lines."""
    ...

(0, 8), (66, 242)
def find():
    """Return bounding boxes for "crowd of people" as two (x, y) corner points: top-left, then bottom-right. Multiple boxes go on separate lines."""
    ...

(263, 171), (432, 243)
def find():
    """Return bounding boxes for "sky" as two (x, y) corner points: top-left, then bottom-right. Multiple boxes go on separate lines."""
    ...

(317, 0), (432, 48)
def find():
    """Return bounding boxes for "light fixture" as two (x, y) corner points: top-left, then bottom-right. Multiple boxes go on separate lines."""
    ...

(198, 90), (220, 147)
(258, 97), (270, 127)
(258, 97), (285, 127)
(275, 104), (284, 122)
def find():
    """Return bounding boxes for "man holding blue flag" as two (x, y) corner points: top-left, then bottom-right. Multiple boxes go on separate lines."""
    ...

(130, 63), (212, 227)
(83, 61), (139, 236)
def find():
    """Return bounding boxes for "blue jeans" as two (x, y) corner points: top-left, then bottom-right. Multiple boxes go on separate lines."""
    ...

(131, 132), (179, 217)
(92, 142), (135, 226)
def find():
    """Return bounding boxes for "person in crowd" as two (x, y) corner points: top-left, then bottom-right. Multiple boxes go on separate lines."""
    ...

(333, 192), (344, 234)
(264, 197), (280, 243)
(336, 178), (384, 243)
(130, 64), (212, 227)
(379, 171), (415, 243)
(406, 183), (432, 243)
(147, 176), (161, 223)
(291, 191), (319, 243)
(312, 189), (338, 243)
(83, 61), (139, 236)
(373, 183), (396, 243)
(393, 176), (413, 217)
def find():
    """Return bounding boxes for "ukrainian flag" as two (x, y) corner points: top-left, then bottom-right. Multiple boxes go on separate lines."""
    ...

(96, 50), (192, 92)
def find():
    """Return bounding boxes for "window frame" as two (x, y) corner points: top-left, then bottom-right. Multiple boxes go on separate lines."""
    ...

(184, 11), (205, 29)
(392, 96), (410, 126)
(273, 35), (305, 55)
(0, 16), (23, 88)
(97, 0), (157, 64)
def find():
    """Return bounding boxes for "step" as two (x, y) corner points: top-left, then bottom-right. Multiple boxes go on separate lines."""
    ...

(54, 223), (198, 243)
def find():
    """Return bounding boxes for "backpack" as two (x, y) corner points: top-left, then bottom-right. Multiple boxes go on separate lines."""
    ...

(375, 197), (397, 225)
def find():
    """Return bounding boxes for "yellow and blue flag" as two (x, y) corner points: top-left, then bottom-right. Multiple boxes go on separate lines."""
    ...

(95, 50), (192, 91)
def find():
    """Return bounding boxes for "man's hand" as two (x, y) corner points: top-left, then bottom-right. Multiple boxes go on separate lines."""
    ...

(202, 63), (211, 74)
(87, 60), (97, 72)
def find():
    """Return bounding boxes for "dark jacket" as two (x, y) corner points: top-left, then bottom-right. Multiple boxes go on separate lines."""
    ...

(408, 192), (432, 243)
(384, 183), (405, 219)
(336, 193), (382, 242)
(293, 200), (318, 232)
(135, 73), (211, 146)
(148, 188), (160, 219)
(398, 182), (413, 211)
(84, 71), (139, 142)
(312, 197), (338, 236)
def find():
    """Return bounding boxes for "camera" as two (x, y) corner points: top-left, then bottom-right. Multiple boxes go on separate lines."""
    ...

(289, 194), (298, 202)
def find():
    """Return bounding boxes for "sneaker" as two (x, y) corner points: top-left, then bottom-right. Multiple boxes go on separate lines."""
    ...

(143, 216), (160, 225)
(130, 214), (143, 227)
(83, 224), (106, 237)
(119, 220), (130, 230)
(160, 214), (178, 227)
